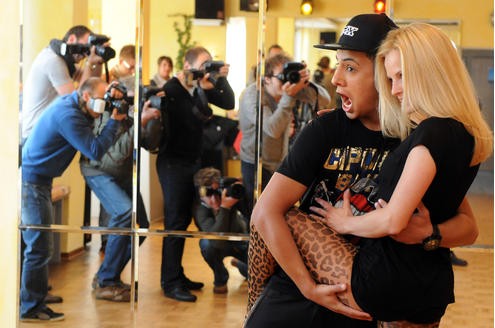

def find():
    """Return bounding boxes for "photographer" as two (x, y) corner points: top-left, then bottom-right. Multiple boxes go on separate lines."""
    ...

(79, 82), (160, 302)
(193, 167), (248, 294)
(156, 46), (235, 302)
(106, 44), (135, 85)
(94, 44), (136, 253)
(21, 25), (108, 144)
(20, 77), (127, 322)
(238, 53), (330, 220)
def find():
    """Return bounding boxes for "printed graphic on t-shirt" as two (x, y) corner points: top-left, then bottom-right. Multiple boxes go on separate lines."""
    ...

(299, 145), (390, 213)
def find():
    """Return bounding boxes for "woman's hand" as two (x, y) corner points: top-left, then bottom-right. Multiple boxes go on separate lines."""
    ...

(309, 189), (354, 234)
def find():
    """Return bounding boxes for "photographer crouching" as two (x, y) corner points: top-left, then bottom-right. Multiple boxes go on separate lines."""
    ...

(193, 168), (248, 294)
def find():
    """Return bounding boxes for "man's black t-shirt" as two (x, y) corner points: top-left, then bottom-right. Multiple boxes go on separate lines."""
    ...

(279, 108), (398, 213)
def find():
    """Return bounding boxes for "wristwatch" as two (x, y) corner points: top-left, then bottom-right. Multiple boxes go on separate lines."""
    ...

(422, 224), (442, 251)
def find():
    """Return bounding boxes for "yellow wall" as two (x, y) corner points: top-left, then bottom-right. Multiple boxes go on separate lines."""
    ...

(2, 0), (20, 325)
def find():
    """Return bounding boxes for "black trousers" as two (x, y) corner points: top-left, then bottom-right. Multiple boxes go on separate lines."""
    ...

(244, 269), (377, 328)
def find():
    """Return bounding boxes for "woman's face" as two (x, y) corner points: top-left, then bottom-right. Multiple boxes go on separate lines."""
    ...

(158, 60), (172, 79)
(384, 49), (405, 106)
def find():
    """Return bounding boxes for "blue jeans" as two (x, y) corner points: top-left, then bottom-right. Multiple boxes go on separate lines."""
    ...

(84, 174), (149, 286)
(156, 157), (199, 291)
(241, 160), (273, 221)
(20, 182), (53, 315)
(199, 239), (248, 286)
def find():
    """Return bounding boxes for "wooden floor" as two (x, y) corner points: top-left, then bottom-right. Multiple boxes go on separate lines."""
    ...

(19, 194), (493, 328)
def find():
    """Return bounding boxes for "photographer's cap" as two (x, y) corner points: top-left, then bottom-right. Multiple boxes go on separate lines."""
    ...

(314, 13), (398, 55)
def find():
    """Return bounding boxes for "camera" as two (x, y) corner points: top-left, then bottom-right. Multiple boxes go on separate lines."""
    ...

(142, 85), (164, 109)
(219, 177), (245, 200)
(282, 62), (305, 84)
(204, 60), (224, 73)
(313, 69), (324, 84)
(88, 34), (116, 62)
(63, 43), (90, 56)
(184, 69), (205, 85)
(104, 84), (130, 114)
(204, 60), (224, 85)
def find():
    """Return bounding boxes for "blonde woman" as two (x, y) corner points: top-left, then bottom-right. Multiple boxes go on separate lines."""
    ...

(249, 22), (492, 327)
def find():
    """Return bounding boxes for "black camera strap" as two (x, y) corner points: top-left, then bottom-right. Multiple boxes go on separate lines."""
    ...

(49, 39), (77, 78)
(192, 86), (213, 122)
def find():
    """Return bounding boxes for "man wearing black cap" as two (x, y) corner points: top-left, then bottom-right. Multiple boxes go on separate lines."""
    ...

(245, 13), (477, 327)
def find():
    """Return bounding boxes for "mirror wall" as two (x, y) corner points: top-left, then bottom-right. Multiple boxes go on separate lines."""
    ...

(18, 0), (493, 326)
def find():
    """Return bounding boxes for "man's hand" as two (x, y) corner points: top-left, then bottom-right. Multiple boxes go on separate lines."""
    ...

(283, 67), (310, 97)
(141, 100), (161, 127)
(218, 63), (230, 78)
(308, 283), (373, 321)
(110, 108), (127, 121)
(219, 188), (239, 209)
(376, 199), (433, 245)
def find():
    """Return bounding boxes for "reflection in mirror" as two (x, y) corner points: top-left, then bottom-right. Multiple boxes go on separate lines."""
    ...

(18, 0), (493, 326)
(18, 0), (139, 323)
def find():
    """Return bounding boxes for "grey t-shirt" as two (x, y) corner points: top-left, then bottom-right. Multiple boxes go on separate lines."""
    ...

(22, 47), (72, 140)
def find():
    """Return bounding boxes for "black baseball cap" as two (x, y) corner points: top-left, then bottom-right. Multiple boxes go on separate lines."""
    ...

(314, 13), (398, 55)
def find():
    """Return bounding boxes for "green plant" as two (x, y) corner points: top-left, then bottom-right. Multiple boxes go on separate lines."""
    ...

(170, 14), (196, 70)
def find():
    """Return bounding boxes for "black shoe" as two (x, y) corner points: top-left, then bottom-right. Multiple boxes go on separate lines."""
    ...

(99, 240), (107, 253)
(20, 306), (64, 322)
(183, 277), (204, 290)
(450, 251), (468, 266)
(164, 286), (197, 302)
(44, 293), (63, 304)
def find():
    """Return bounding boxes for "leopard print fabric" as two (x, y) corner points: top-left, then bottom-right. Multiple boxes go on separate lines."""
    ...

(246, 207), (357, 315)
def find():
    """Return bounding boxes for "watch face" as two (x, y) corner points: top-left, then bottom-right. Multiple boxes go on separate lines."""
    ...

(424, 238), (440, 251)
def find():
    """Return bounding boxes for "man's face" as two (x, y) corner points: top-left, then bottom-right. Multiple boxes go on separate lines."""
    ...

(264, 63), (285, 99)
(84, 82), (107, 118)
(332, 49), (380, 130)
(188, 52), (212, 71)
(200, 181), (221, 210)
(119, 57), (136, 77)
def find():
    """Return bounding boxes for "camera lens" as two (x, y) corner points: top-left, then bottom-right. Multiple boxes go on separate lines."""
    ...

(96, 45), (116, 62)
(287, 71), (301, 84)
(226, 184), (245, 199)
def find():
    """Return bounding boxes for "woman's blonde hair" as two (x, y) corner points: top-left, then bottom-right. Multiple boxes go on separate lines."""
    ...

(375, 23), (493, 165)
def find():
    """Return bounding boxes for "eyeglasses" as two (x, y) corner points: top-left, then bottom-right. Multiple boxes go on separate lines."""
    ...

(199, 186), (221, 197)
(123, 60), (135, 71)
(271, 73), (285, 82)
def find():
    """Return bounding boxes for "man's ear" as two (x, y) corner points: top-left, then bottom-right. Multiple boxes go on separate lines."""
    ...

(263, 75), (271, 86)
(82, 91), (91, 103)
(183, 61), (191, 70)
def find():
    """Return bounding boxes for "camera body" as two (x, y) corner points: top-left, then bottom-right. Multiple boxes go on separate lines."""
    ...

(204, 60), (224, 73)
(204, 60), (224, 85)
(184, 61), (224, 86)
(282, 62), (305, 84)
(219, 177), (245, 200)
(313, 69), (324, 84)
(88, 34), (116, 62)
(63, 43), (90, 56)
(142, 85), (164, 109)
(104, 84), (129, 114)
